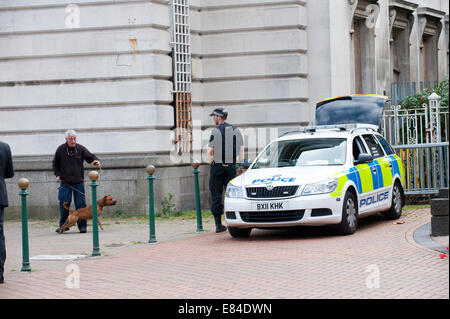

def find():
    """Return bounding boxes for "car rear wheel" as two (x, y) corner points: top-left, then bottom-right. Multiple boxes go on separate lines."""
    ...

(228, 227), (252, 238)
(383, 181), (403, 220)
(336, 191), (358, 235)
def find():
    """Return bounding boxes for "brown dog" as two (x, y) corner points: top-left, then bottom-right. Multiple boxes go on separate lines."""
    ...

(59, 195), (117, 233)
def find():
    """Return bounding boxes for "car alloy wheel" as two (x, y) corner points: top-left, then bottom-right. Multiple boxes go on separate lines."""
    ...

(337, 191), (358, 235)
(383, 181), (404, 220)
(392, 184), (402, 215)
(346, 196), (357, 230)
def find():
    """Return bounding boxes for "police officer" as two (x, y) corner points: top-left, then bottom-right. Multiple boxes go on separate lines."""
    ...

(207, 108), (244, 233)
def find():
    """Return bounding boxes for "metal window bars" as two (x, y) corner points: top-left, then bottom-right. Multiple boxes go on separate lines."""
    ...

(171, 0), (193, 155)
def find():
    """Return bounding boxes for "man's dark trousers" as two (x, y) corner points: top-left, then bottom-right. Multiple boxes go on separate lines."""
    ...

(0, 207), (6, 282)
(209, 163), (236, 218)
(58, 182), (87, 230)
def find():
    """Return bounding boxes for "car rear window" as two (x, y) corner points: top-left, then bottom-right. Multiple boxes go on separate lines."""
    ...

(376, 136), (395, 155)
(362, 134), (385, 158)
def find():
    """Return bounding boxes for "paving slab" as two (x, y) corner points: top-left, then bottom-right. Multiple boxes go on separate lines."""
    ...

(0, 209), (448, 299)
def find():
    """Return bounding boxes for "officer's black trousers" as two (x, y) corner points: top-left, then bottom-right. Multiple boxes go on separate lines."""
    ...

(0, 207), (5, 281)
(209, 164), (236, 217)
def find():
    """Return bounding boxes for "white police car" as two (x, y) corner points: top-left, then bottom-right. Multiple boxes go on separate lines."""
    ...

(224, 94), (405, 237)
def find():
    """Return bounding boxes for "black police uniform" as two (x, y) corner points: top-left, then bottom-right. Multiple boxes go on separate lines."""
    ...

(208, 119), (243, 232)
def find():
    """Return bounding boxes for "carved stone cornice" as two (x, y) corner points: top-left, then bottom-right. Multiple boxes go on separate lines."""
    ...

(389, 8), (397, 42)
(349, 0), (358, 34)
(389, 0), (418, 13)
(388, 0), (418, 43)
(417, 15), (427, 48)
(417, 7), (445, 46)
(350, 0), (380, 33)
(445, 15), (449, 52)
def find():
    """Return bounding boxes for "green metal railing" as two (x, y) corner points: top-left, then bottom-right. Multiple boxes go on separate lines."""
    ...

(88, 171), (101, 256)
(18, 178), (31, 272)
(192, 162), (203, 232)
(146, 165), (157, 243)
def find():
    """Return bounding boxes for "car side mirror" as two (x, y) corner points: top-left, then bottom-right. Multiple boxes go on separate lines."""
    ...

(354, 153), (373, 165)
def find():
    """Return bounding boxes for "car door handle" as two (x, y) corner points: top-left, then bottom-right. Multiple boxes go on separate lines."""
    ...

(371, 167), (377, 173)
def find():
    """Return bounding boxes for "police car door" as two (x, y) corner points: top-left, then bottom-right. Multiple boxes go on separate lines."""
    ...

(361, 134), (390, 211)
(352, 136), (376, 214)
(375, 135), (399, 209)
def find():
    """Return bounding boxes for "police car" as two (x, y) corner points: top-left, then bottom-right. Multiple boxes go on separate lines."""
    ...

(224, 94), (405, 237)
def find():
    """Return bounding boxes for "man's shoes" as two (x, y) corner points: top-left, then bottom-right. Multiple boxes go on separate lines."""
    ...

(79, 228), (87, 233)
(0, 276), (4, 284)
(55, 227), (68, 233)
(214, 215), (227, 233)
(216, 225), (227, 233)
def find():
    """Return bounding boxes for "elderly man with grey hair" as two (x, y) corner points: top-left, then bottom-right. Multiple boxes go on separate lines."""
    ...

(52, 130), (101, 233)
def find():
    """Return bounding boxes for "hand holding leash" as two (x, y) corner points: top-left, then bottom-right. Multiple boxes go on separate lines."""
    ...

(91, 160), (101, 168)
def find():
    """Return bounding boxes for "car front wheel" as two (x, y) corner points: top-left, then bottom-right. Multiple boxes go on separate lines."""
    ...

(228, 227), (252, 238)
(336, 191), (358, 235)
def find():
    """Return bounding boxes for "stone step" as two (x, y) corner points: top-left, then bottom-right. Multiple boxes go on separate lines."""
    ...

(438, 188), (449, 199)
(431, 198), (449, 216)
(431, 215), (449, 236)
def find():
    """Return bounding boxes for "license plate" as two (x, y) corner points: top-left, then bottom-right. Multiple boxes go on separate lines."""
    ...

(251, 201), (289, 211)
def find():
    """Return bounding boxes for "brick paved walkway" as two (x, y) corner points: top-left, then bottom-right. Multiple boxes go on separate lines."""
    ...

(0, 209), (448, 299)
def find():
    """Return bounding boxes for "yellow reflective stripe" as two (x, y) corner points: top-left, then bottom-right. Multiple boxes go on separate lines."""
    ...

(395, 155), (406, 185)
(330, 192), (341, 198)
(330, 173), (347, 197)
(317, 94), (388, 104)
(355, 164), (373, 193)
(376, 158), (393, 187)
(394, 155), (404, 177)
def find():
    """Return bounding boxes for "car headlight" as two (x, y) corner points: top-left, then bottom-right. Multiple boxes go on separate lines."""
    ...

(302, 178), (338, 195)
(225, 183), (243, 198)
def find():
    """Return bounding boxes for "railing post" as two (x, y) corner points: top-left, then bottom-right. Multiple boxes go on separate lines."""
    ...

(192, 161), (203, 232)
(88, 171), (101, 256)
(18, 178), (31, 272)
(391, 104), (401, 145)
(146, 165), (157, 243)
(428, 92), (442, 143)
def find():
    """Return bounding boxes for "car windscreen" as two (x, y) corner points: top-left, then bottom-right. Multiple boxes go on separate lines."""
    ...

(252, 138), (347, 169)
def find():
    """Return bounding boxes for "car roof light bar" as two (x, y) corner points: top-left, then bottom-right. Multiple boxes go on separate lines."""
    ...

(280, 124), (378, 137)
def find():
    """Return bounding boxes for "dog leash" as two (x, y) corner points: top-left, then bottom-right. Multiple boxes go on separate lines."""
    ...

(58, 182), (87, 199)
(58, 166), (103, 199)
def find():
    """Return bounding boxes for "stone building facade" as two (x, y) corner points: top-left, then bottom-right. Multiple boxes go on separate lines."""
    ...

(0, 0), (448, 218)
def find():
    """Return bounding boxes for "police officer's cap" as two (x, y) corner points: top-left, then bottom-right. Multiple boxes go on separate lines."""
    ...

(209, 108), (228, 119)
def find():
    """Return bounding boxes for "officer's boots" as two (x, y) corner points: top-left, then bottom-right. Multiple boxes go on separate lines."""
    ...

(214, 215), (227, 233)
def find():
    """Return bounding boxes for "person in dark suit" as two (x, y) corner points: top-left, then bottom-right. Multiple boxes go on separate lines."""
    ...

(207, 108), (244, 233)
(0, 141), (14, 284)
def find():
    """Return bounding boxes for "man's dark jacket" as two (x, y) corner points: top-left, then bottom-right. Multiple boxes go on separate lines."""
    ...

(52, 143), (98, 185)
(0, 141), (14, 207)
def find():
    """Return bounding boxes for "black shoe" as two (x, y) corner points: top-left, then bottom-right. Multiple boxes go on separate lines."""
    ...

(0, 276), (4, 284)
(214, 215), (227, 233)
(55, 227), (68, 233)
(79, 228), (87, 233)
(216, 225), (227, 233)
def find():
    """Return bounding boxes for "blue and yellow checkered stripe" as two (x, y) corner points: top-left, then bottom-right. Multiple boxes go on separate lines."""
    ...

(330, 155), (404, 197)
